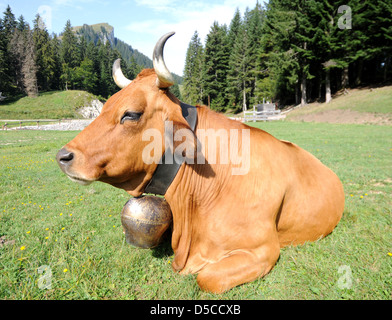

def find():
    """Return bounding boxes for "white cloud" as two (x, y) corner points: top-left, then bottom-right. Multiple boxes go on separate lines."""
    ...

(125, 0), (258, 75)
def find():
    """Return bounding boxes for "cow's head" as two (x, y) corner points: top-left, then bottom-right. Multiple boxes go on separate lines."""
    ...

(56, 32), (197, 197)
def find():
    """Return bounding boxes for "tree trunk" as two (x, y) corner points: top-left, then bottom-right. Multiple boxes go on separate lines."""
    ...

(301, 73), (307, 106)
(295, 83), (300, 105)
(325, 68), (332, 103)
(242, 80), (247, 111)
(341, 65), (349, 89)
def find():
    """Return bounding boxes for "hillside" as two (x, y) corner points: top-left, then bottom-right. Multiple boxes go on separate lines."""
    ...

(285, 86), (392, 125)
(0, 91), (104, 120)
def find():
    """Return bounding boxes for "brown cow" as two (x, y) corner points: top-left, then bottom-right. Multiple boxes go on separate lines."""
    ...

(56, 32), (345, 293)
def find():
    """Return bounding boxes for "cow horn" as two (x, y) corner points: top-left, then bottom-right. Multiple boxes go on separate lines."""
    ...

(112, 59), (132, 89)
(153, 32), (175, 89)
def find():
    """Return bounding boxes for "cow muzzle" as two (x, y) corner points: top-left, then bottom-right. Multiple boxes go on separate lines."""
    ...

(56, 147), (93, 186)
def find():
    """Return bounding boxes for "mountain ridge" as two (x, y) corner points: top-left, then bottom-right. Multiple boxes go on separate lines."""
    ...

(72, 23), (153, 69)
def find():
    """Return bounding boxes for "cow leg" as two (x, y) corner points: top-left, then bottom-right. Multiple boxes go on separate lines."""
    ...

(196, 245), (280, 294)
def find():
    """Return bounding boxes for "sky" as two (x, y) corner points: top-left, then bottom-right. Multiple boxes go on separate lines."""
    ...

(1, 0), (261, 76)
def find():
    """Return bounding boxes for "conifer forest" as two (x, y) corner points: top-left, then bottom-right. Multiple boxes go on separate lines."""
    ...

(182, 0), (392, 111)
(1, 1), (391, 112)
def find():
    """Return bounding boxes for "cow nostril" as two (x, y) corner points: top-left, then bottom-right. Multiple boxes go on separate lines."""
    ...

(56, 148), (74, 165)
(61, 152), (74, 163)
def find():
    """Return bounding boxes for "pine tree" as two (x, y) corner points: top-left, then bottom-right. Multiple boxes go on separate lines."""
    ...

(10, 18), (38, 97)
(227, 5), (264, 111)
(60, 20), (82, 90)
(227, 8), (242, 50)
(97, 41), (120, 97)
(226, 9), (243, 111)
(291, 1), (319, 105)
(183, 31), (204, 105)
(0, 17), (9, 95)
(244, 3), (264, 107)
(61, 20), (80, 69)
(257, 0), (300, 105)
(203, 22), (230, 111)
(22, 30), (38, 97)
(9, 16), (26, 92)
(50, 34), (62, 90)
(227, 20), (252, 111)
(303, 0), (334, 103)
(33, 14), (57, 91)
(1, 5), (17, 95)
(2, 5), (16, 38)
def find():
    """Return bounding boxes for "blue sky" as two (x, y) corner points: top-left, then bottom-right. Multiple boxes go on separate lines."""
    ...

(1, 0), (261, 75)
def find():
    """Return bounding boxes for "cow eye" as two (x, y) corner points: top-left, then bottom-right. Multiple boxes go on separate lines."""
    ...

(120, 111), (142, 124)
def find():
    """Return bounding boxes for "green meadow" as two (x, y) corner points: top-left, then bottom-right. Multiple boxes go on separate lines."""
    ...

(0, 122), (391, 300)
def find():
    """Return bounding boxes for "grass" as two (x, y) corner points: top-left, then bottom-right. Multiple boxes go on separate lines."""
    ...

(0, 90), (103, 120)
(0, 122), (391, 300)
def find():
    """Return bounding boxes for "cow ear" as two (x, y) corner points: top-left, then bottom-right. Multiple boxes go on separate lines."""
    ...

(164, 120), (200, 164)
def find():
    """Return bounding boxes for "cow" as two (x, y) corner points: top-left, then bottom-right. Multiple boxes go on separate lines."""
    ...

(56, 32), (345, 294)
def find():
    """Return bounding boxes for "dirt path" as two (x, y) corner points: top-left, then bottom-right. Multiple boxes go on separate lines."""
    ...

(12, 119), (93, 131)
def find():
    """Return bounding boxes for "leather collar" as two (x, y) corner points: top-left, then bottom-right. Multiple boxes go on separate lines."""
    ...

(144, 102), (197, 196)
